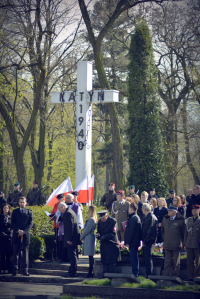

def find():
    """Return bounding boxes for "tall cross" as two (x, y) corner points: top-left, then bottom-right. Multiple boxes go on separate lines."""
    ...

(51, 61), (119, 187)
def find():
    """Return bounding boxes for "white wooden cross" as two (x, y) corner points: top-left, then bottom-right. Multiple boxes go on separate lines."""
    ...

(51, 61), (119, 187)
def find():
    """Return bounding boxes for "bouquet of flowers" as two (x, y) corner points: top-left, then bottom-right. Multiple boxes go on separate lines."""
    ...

(153, 243), (163, 255)
(118, 241), (130, 255)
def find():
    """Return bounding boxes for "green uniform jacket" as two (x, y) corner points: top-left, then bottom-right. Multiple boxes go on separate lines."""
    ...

(184, 216), (200, 249)
(100, 190), (116, 212)
(161, 213), (185, 250)
(27, 188), (46, 206)
(112, 200), (130, 231)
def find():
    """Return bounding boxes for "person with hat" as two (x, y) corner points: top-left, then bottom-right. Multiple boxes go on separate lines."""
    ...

(112, 190), (130, 242)
(128, 185), (135, 197)
(166, 190), (176, 208)
(96, 210), (120, 277)
(65, 194), (84, 229)
(100, 182), (117, 213)
(186, 185), (200, 218)
(26, 181), (46, 206)
(0, 191), (6, 209)
(7, 183), (24, 208)
(148, 188), (158, 200)
(161, 205), (185, 277)
(71, 191), (83, 211)
(184, 204), (200, 281)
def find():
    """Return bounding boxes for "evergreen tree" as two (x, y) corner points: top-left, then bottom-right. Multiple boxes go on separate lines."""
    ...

(128, 20), (168, 197)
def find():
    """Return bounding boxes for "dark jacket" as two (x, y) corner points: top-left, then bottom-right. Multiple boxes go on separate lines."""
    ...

(0, 197), (6, 209)
(124, 212), (141, 248)
(154, 206), (168, 243)
(62, 207), (80, 248)
(161, 213), (185, 250)
(148, 194), (158, 200)
(7, 191), (24, 208)
(166, 197), (174, 208)
(142, 212), (158, 245)
(186, 193), (200, 218)
(137, 201), (153, 223)
(11, 208), (33, 245)
(97, 216), (120, 264)
(178, 205), (186, 218)
(27, 188), (46, 206)
(0, 214), (12, 254)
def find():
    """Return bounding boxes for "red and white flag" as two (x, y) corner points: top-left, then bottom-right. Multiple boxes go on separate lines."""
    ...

(46, 177), (73, 207)
(75, 176), (89, 203)
(88, 175), (95, 203)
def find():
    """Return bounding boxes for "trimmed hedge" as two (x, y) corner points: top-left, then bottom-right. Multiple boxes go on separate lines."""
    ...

(29, 236), (46, 261)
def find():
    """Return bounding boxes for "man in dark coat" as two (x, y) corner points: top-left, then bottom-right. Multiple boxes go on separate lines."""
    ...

(148, 188), (158, 200)
(142, 203), (158, 277)
(186, 185), (200, 218)
(58, 202), (80, 277)
(97, 210), (120, 278)
(0, 191), (6, 209)
(124, 202), (141, 277)
(27, 181), (46, 206)
(166, 190), (176, 208)
(100, 182), (117, 213)
(11, 196), (33, 276)
(7, 182), (24, 208)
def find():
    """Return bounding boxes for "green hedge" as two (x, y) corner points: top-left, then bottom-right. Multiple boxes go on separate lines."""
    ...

(29, 236), (46, 261)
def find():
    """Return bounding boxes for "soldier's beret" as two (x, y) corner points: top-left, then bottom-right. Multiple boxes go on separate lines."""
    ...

(150, 188), (155, 191)
(14, 182), (20, 186)
(56, 194), (64, 199)
(169, 190), (175, 194)
(71, 191), (79, 196)
(129, 185), (135, 190)
(191, 204), (200, 210)
(116, 190), (125, 195)
(168, 205), (178, 211)
(33, 181), (39, 184)
(97, 210), (108, 219)
(108, 182), (115, 186)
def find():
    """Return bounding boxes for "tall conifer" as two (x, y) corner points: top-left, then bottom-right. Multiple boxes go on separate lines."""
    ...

(128, 20), (168, 197)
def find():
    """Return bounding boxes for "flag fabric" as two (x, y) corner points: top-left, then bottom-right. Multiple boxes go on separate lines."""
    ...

(46, 177), (73, 207)
(75, 176), (89, 204)
(88, 175), (95, 203)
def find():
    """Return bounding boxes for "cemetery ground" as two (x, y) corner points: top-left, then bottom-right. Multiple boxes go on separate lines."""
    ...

(0, 255), (200, 299)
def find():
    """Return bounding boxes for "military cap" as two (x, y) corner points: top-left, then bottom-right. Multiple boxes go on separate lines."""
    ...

(150, 188), (155, 191)
(169, 190), (175, 194)
(14, 182), (20, 186)
(97, 210), (108, 219)
(33, 180), (38, 184)
(191, 204), (200, 210)
(168, 205), (178, 211)
(129, 185), (135, 190)
(116, 190), (125, 195)
(71, 191), (79, 196)
(56, 194), (64, 199)
(108, 182), (115, 186)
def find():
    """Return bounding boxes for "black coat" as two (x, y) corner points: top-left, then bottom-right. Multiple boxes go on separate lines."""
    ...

(11, 208), (33, 245)
(154, 207), (168, 243)
(0, 197), (6, 209)
(124, 212), (141, 248)
(142, 212), (158, 245)
(186, 193), (200, 218)
(62, 207), (80, 248)
(137, 201), (153, 223)
(166, 197), (173, 208)
(98, 216), (120, 264)
(0, 214), (12, 254)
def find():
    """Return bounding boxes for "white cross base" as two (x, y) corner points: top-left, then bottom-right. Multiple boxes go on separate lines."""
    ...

(51, 61), (119, 188)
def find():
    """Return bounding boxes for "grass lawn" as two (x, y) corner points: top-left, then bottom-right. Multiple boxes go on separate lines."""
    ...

(82, 278), (111, 286)
(121, 276), (157, 289)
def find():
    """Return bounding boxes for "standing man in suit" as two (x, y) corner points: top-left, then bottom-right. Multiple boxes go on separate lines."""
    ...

(58, 202), (80, 277)
(11, 196), (33, 276)
(112, 190), (130, 242)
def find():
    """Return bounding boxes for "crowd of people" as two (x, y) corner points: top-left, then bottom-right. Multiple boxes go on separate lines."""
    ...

(0, 181), (199, 282)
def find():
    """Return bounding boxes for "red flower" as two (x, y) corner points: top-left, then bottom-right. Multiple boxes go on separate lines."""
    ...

(154, 249), (157, 252)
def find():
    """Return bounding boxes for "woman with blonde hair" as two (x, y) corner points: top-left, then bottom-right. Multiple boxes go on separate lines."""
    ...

(80, 205), (97, 278)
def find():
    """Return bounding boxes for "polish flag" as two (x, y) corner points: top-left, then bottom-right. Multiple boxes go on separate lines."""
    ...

(88, 175), (95, 203)
(46, 177), (73, 207)
(75, 176), (89, 204)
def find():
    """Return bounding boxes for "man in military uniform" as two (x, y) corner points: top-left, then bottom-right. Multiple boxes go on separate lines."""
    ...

(100, 182), (116, 213)
(112, 190), (130, 242)
(96, 210), (120, 278)
(128, 185), (135, 197)
(27, 181), (46, 206)
(184, 204), (200, 281)
(7, 183), (24, 208)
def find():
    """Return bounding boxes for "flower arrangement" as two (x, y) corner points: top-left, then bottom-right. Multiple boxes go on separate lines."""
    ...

(118, 241), (130, 255)
(153, 243), (163, 255)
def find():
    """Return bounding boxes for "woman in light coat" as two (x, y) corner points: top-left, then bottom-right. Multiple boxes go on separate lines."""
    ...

(80, 205), (97, 278)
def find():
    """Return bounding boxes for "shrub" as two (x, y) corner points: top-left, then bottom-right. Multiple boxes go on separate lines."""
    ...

(40, 234), (55, 259)
(29, 236), (46, 261)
